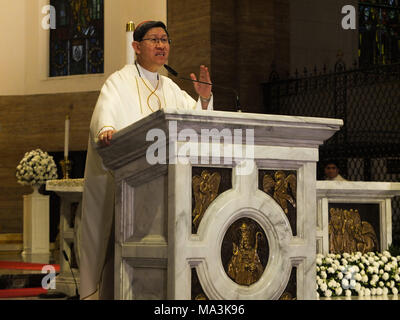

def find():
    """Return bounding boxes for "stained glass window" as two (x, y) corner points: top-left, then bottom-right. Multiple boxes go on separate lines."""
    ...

(50, 0), (104, 77)
(359, 0), (400, 67)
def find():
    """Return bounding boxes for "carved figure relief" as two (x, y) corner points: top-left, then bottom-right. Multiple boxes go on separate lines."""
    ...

(192, 170), (221, 231)
(262, 171), (297, 214)
(224, 220), (267, 286)
(329, 208), (378, 254)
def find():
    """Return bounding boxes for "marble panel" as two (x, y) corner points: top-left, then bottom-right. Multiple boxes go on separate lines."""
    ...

(131, 174), (167, 243)
(126, 260), (167, 300)
(171, 160), (316, 300)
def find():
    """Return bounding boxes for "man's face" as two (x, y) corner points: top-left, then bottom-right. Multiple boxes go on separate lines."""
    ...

(324, 164), (339, 179)
(133, 27), (170, 71)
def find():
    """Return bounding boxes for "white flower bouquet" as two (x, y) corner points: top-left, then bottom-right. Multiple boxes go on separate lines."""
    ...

(16, 149), (58, 186)
(316, 251), (400, 298)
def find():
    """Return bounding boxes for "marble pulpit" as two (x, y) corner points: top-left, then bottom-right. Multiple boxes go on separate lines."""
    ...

(97, 108), (343, 300)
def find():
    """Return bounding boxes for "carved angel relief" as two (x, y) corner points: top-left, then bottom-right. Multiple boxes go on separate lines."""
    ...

(262, 171), (297, 214)
(192, 170), (221, 232)
(329, 208), (378, 254)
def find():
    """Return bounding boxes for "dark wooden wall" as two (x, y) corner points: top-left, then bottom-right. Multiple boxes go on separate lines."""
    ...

(167, 0), (212, 102)
(168, 0), (290, 113)
(0, 92), (98, 233)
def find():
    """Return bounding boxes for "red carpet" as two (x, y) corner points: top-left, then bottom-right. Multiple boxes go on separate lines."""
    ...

(0, 287), (47, 298)
(0, 261), (60, 272)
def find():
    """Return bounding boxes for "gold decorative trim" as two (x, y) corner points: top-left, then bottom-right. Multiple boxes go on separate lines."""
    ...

(135, 77), (144, 114)
(60, 158), (72, 179)
(46, 178), (84, 188)
(135, 75), (162, 113)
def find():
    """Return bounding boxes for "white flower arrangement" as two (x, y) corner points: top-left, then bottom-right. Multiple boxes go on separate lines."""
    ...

(316, 251), (400, 298)
(16, 149), (58, 186)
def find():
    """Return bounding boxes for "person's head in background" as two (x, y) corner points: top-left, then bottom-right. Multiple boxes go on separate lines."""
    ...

(324, 160), (343, 180)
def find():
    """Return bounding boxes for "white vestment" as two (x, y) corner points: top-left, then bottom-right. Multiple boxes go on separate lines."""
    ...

(326, 174), (347, 181)
(80, 63), (213, 299)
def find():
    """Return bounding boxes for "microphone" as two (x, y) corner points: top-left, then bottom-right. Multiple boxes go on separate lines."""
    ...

(164, 64), (242, 112)
(63, 250), (80, 300)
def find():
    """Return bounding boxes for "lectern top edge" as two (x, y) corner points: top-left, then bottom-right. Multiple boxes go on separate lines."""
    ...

(161, 108), (344, 126)
(110, 108), (344, 143)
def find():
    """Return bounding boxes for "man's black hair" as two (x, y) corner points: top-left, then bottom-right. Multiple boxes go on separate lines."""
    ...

(323, 159), (340, 168)
(133, 21), (169, 42)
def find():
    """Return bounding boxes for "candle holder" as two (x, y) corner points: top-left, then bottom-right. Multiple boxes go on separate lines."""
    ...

(60, 158), (72, 180)
(126, 21), (135, 32)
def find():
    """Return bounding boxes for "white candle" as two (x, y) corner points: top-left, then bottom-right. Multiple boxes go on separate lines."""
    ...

(126, 21), (135, 65)
(64, 115), (70, 159)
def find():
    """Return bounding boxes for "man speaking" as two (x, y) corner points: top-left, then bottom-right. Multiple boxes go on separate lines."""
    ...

(80, 21), (213, 300)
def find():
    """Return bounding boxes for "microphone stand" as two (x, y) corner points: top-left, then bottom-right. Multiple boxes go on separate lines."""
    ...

(63, 250), (80, 300)
(164, 64), (242, 112)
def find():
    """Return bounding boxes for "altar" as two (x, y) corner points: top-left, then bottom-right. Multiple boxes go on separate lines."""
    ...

(97, 108), (343, 300)
(316, 181), (400, 255)
(46, 178), (83, 297)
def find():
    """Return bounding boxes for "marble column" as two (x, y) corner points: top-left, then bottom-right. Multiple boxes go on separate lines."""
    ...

(22, 186), (50, 263)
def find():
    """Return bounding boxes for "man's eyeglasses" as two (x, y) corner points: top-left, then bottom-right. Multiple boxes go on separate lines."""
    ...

(141, 38), (171, 45)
